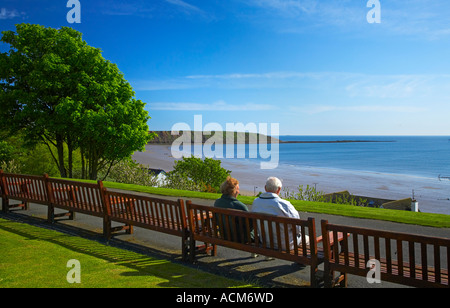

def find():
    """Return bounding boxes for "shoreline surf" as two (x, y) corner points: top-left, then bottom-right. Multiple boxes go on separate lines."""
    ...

(132, 144), (450, 215)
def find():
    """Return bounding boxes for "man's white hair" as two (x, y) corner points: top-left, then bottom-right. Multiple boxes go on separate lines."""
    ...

(265, 177), (282, 193)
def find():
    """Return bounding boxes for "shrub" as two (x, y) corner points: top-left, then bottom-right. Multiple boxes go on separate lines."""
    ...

(282, 185), (325, 202)
(166, 156), (231, 193)
(104, 160), (158, 187)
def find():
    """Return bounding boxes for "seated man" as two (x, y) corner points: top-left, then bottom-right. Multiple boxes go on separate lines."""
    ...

(251, 177), (309, 251)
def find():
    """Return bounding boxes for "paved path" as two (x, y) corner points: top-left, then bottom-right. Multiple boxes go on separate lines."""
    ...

(1, 192), (449, 288)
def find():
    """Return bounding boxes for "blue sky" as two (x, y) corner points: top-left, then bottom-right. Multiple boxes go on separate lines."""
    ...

(2, 0), (450, 135)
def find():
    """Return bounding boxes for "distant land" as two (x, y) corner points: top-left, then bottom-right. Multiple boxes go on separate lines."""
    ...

(148, 131), (395, 144)
(280, 140), (395, 144)
(148, 131), (280, 144)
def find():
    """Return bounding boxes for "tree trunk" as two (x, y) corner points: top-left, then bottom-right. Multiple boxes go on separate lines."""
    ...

(56, 135), (67, 178)
(81, 147), (86, 179)
(67, 136), (73, 178)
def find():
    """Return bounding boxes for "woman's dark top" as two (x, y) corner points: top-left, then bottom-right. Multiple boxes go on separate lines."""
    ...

(214, 194), (249, 211)
(214, 194), (254, 243)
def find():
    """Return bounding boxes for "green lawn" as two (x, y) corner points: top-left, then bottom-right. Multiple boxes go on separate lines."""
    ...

(57, 178), (450, 228)
(0, 218), (255, 288)
(100, 181), (450, 228)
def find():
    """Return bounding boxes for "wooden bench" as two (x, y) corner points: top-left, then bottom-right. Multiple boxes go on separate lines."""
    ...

(186, 202), (341, 288)
(321, 220), (450, 288)
(102, 190), (190, 260)
(46, 178), (106, 224)
(0, 171), (49, 212)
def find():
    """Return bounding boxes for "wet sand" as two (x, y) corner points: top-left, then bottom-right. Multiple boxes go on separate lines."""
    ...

(132, 144), (450, 215)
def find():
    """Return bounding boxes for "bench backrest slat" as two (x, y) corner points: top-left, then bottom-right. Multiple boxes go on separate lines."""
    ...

(104, 190), (186, 237)
(5, 170), (447, 288)
(0, 170), (4, 196)
(1, 172), (48, 204)
(321, 220), (450, 287)
(187, 202), (318, 264)
(48, 178), (104, 216)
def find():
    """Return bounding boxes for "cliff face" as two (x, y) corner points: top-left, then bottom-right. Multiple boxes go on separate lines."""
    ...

(147, 131), (280, 144)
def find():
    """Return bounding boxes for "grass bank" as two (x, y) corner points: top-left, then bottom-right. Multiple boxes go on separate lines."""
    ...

(0, 218), (255, 288)
(99, 181), (450, 229)
(59, 178), (450, 228)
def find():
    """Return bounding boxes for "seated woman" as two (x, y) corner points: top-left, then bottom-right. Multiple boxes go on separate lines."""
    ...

(214, 176), (249, 212)
(214, 177), (254, 244)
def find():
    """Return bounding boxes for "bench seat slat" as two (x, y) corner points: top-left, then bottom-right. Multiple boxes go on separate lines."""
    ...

(1, 174), (48, 207)
(322, 220), (450, 288)
(186, 202), (331, 288)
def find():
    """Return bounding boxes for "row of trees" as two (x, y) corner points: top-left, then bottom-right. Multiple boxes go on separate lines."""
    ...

(106, 156), (231, 194)
(0, 24), (151, 180)
(0, 23), (232, 192)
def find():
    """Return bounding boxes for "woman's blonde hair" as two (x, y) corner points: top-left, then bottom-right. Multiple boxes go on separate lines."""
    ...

(220, 176), (239, 195)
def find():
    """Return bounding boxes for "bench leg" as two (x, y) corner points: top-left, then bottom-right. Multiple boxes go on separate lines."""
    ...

(182, 235), (189, 262)
(324, 271), (333, 288)
(189, 238), (196, 263)
(47, 205), (55, 224)
(338, 273), (348, 288)
(2, 197), (9, 213)
(209, 244), (217, 256)
(103, 216), (112, 241)
(310, 264), (319, 288)
(323, 269), (347, 288)
(47, 206), (74, 224)
(323, 260), (333, 288)
(126, 224), (134, 235)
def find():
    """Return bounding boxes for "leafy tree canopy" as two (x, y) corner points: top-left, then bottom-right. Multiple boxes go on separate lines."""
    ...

(170, 156), (231, 193)
(0, 24), (152, 179)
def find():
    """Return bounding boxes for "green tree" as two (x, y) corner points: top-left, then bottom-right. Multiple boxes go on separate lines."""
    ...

(105, 159), (158, 187)
(0, 140), (14, 166)
(169, 156), (231, 193)
(0, 24), (151, 179)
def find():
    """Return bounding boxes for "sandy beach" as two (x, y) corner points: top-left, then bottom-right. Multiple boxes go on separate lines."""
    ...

(132, 144), (450, 215)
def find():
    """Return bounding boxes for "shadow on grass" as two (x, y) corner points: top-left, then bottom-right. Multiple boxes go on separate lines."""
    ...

(0, 215), (251, 288)
(0, 210), (310, 288)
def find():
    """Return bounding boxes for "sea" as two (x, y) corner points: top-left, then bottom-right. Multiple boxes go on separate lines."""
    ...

(277, 136), (450, 180)
(172, 135), (450, 215)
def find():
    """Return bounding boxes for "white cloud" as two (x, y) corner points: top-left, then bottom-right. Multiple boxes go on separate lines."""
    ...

(165, 0), (205, 15)
(345, 74), (450, 99)
(148, 100), (277, 111)
(380, 0), (450, 39)
(0, 8), (26, 20)
(135, 71), (359, 91)
(243, 0), (365, 32)
(99, 0), (207, 18)
(296, 104), (428, 115)
(186, 71), (326, 80)
(136, 71), (450, 101)
(243, 0), (450, 39)
(99, 1), (154, 16)
(248, 0), (318, 15)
